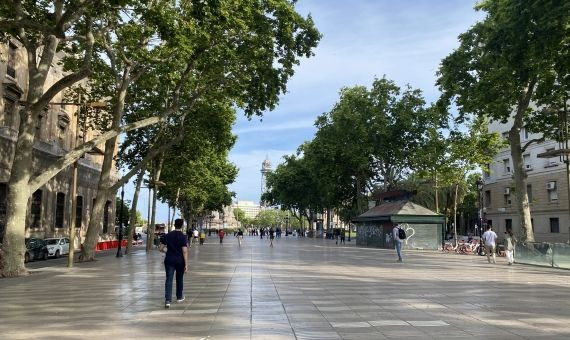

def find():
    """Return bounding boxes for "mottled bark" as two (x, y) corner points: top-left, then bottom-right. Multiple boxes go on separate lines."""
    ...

(510, 79), (536, 242)
(81, 67), (130, 261)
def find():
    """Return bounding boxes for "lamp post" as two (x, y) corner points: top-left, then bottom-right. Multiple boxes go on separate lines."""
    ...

(476, 178), (484, 255)
(116, 181), (125, 257)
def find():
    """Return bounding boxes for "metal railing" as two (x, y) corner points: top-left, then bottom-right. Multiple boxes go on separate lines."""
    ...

(515, 242), (570, 269)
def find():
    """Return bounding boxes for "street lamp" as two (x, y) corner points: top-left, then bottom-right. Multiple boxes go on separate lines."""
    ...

(476, 178), (484, 255)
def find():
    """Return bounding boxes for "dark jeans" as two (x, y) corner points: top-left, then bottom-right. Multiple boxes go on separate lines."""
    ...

(164, 261), (184, 303)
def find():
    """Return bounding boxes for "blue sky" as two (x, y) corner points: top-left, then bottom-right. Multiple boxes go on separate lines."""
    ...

(126, 0), (484, 223)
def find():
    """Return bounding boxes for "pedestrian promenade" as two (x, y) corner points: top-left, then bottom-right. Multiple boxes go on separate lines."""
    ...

(1, 236), (569, 339)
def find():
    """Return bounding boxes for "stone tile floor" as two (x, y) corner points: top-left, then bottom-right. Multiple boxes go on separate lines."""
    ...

(1, 236), (570, 339)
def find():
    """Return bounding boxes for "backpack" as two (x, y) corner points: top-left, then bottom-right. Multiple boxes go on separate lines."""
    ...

(398, 227), (406, 240)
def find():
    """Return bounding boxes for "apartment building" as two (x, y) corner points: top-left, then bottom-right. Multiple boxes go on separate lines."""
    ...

(483, 119), (569, 242)
(0, 39), (116, 244)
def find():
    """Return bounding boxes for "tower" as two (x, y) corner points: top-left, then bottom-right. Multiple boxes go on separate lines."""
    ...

(260, 157), (272, 206)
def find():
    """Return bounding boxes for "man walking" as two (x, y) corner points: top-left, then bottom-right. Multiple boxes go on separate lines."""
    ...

(340, 229), (346, 245)
(237, 229), (244, 247)
(269, 227), (275, 247)
(159, 219), (188, 309)
(482, 225), (498, 264)
(393, 224), (404, 262)
(218, 229), (225, 245)
(192, 229), (199, 247)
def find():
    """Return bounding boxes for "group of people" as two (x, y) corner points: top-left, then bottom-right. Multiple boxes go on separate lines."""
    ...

(481, 225), (516, 265)
(392, 223), (517, 265)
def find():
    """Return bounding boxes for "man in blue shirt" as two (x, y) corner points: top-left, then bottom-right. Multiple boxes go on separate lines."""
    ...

(159, 218), (188, 308)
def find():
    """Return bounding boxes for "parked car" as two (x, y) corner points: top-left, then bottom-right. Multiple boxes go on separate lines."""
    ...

(44, 237), (70, 258)
(25, 238), (48, 263)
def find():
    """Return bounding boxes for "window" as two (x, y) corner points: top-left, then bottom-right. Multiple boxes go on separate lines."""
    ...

(547, 181), (558, 202)
(550, 218), (560, 233)
(503, 159), (511, 174)
(7, 43), (17, 78)
(484, 190), (491, 207)
(504, 194), (512, 206)
(30, 190), (42, 228)
(75, 196), (83, 229)
(531, 218), (534, 232)
(502, 132), (509, 140)
(521, 127), (529, 140)
(55, 192), (65, 228)
(523, 154), (532, 170)
(0, 183), (6, 243)
(505, 219), (512, 232)
(103, 200), (111, 233)
(527, 184), (533, 203)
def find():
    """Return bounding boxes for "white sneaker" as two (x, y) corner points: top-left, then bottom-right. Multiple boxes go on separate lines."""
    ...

(177, 297), (185, 303)
(165, 302), (171, 309)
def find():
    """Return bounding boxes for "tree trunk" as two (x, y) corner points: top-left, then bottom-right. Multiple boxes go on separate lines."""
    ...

(126, 168), (144, 255)
(81, 69), (130, 261)
(147, 155), (165, 252)
(1, 89), (43, 277)
(326, 207), (331, 239)
(453, 183), (458, 247)
(510, 80), (536, 242)
(434, 173), (439, 213)
(0, 33), (58, 275)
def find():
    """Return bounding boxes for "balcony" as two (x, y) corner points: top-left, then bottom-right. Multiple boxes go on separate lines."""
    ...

(6, 65), (16, 79)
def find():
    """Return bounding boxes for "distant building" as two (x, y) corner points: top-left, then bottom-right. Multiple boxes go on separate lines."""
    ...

(0, 39), (117, 244)
(483, 118), (568, 242)
(260, 157), (272, 207)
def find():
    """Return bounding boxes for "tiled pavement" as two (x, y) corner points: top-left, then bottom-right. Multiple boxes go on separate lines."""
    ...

(1, 236), (570, 339)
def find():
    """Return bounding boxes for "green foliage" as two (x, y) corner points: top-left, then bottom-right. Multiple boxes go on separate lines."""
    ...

(233, 208), (246, 224)
(266, 77), (439, 223)
(115, 197), (130, 227)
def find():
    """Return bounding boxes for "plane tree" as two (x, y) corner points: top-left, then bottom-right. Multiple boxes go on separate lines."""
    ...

(436, 0), (570, 241)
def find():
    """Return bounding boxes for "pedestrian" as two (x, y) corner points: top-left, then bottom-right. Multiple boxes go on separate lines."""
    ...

(504, 228), (516, 265)
(237, 229), (244, 247)
(393, 224), (405, 262)
(269, 227), (275, 247)
(199, 230), (205, 245)
(218, 229), (225, 245)
(340, 229), (346, 245)
(482, 225), (498, 264)
(192, 229), (199, 247)
(335, 229), (339, 245)
(159, 218), (188, 309)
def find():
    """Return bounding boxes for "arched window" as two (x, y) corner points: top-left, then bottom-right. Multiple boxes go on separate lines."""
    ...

(55, 192), (65, 228)
(30, 190), (42, 229)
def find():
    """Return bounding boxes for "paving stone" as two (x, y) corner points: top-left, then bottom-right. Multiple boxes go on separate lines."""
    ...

(2, 236), (570, 339)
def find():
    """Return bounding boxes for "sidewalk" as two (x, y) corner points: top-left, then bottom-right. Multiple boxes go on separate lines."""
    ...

(1, 236), (569, 339)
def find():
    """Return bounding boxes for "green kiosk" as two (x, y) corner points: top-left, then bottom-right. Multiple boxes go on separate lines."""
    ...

(353, 200), (446, 250)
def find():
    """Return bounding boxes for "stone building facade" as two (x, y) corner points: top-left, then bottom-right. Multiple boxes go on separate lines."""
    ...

(0, 40), (116, 245)
(483, 118), (569, 243)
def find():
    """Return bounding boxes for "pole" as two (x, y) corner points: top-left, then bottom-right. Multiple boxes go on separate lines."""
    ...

(478, 180), (483, 255)
(116, 184), (124, 257)
(67, 98), (82, 268)
(145, 186), (151, 251)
